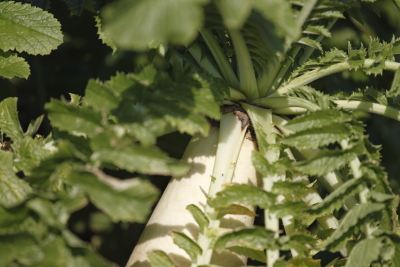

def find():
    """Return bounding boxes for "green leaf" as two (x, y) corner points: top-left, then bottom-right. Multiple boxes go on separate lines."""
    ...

(303, 25), (331, 38)
(26, 198), (64, 229)
(148, 251), (178, 267)
(0, 51), (30, 79)
(14, 136), (50, 174)
(308, 178), (366, 217)
(94, 16), (117, 54)
(288, 257), (321, 267)
(24, 115), (44, 137)
(0, 152), (32, 208)
(63, 0), (85, 15)
(298, 37), (323, 51)
(227, 246), (266, 263)
(30, 235), (73, 267)
(270, 201), (309, 219)
(209, 184), (275, 209)
(0, 97), (24, 144)
(187, 204), (209, 234)
(284, 109), (352, 133)
(214, 0), (252, 29)
(282, 123), (352, 149)
(214, 227), (275, 251)
(0, 1), (63, 55)
(90, 131), (187, 176)
(46, 99), (104, 137)
(84, 79), (120, 114)
(102, 0), (208, 50)
(294, 144), (362, 176)
(345, 237), (385, 267)
(172, 231), (202, 262)
(216, 204), (257, 219)
(388, 67), (400, 98)
(0, 233), (37, 266)
(323, 203), (385, 251)
(67, 170), (159, 223)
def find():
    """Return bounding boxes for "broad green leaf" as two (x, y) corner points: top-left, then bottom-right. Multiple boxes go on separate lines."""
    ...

(187, 204), (209, 234)
(345, 237), (385, 267)
(214, 0), (252, 29)
(0, 97), (24, 144)
(90, 131), (187, 176)
(102, 0), (208, 50)
(214, 227), (275, 251)
(209, 184), (275, 209)
(0, 1), (63, 55)
(46, 99), (104, 137)
(216, 204), (257, 219)
(95, 16), (117, 54)
(288, 257), (321, 267)
(308, 178), (366, 217)
(30, 235), (73, 267)
(84, 79), (120, 113)
(324, 203), (385, 251)
(0, 152), (32, 208)
(14, 136), (50, 174)
(284, 109), (352, 133)
(26, 198), (64, 229)
(0, 51), (30, 79)
(67, 170), (159, 223)
(172, 231), (202, 262)
(294, 143), (363, 176)
(0, 233), (38, 266)
(227, 246), (266, 263)
(282, 124), (352, 149)
(148, 251), (178, 267)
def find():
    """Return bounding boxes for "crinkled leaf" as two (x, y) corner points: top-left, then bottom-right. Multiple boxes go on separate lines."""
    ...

(187, 204), (209, 234)
(46, 99), (104, 137)
(0, 152), (32, 208)
(308, 178), (366, 217)
(172, 231), (202, 262)
(214, 0), (252, 29)
(90, 131), (187, 176)
(0, 97), (24, 144)
(0, 51), (30, 79)
(67, 170), (159, 223)
(94, 16), (117, 54)
(282, 123), (352, 149)
(148, 251), (178, 267)
(209, 184), (275, 209)
(216, 204), (257, 219)
(344, 237), (385, 267)
(214, 227), (275, 251)
(102, 0), (207, 50)
(284, 109), (352, 133)
(0, 1), (63, 55)
(324, 203), (385, 251)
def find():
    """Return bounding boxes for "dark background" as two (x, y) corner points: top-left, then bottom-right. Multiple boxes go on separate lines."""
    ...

(2, 0), (400, 265)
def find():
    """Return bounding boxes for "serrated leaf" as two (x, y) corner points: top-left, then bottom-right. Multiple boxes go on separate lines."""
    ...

(345, 237), (385, 267)
(303, 25), (331, 37)
(214, 227), (275, 251)
(172, 231), (202, 262)
(308, 178), (366, 217)
(94, 16), (117, 54)
(388, 67), (400, 98)
(148, 251), (178, 267)
(282, 124), (352, 149)
(46, 99), (104, 137)
(90, 131), (187, 176)
(227, 246), (266, 263)
(0, 1), (63, 55)
(84, 79), (120, 113)
(67, 170), (159, 223)
(294, 143), (362, 176)
(0, 51), (30, 79)
(270, 201), (308, 219)
(298, 37), (323, 51)
(24, 115), (44, 137)
(284, 109), (352, 133)
(0, 152), (32, 208)
(214, 0), (251, 29)
(209, 184), (275, 209)
(324, 203), (385, 251)
(187, 204), (209, 234)
(0, 97), (24, 144)
(102, 0), (206, 50)
(216, 204), (257, 219)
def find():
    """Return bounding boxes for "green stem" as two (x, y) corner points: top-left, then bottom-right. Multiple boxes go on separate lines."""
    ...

(194, 111), (248, 266)
(252, 96), (320, 112)
(296, 0), (319, 28)
(228, 29), (259, 101)
(273, 59), (400, 96)
(200, 28), (240, 89)
(334, 100), (400, 121)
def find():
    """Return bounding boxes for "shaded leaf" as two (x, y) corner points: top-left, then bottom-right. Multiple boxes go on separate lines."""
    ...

(214, 227), (275, 251)
(148, 251), (178, 267)
(216, 204), (257, 219)
(214, 0), (251, 29)
(345, 237), (385, 267)
(95, 16), (117, 54)
(187, 204), (209, 234)
(0, 51), (30, 79)
(172, 231), (202, 262)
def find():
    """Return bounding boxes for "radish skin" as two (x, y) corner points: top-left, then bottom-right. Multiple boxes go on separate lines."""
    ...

(126, 125), (260, 267)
